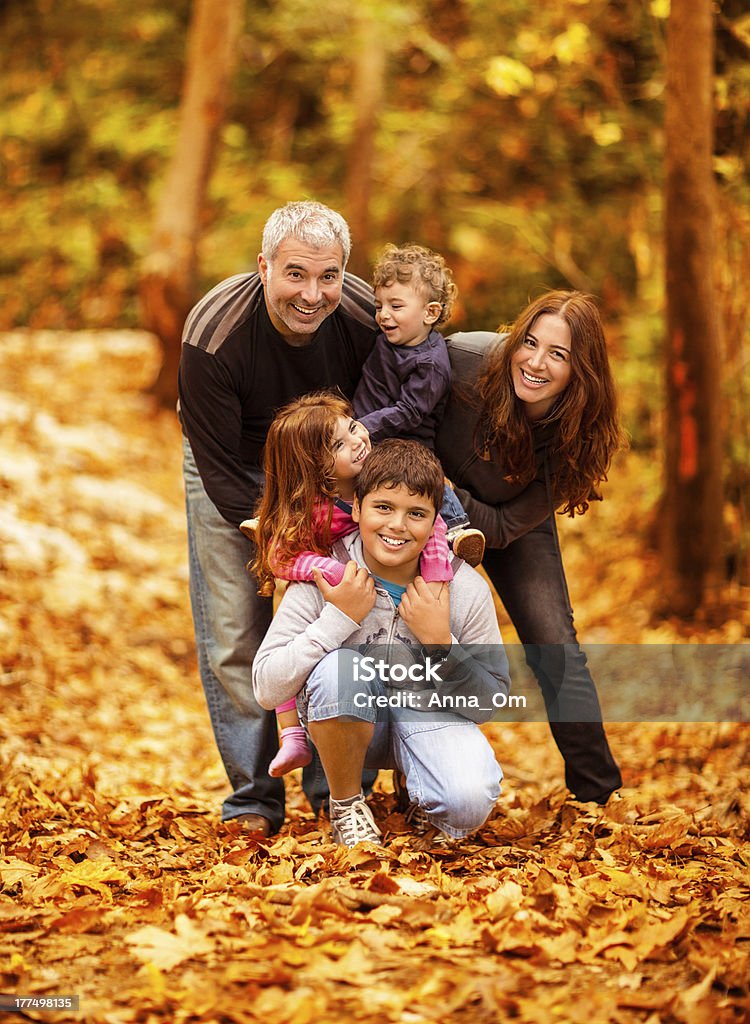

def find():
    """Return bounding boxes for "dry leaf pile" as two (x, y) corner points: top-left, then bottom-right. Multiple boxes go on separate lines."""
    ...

(0, 332), (748, 1023)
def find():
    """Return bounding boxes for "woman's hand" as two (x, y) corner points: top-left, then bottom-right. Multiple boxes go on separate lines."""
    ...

(398, 576), (451, 646)
(312, 561), (376, 624)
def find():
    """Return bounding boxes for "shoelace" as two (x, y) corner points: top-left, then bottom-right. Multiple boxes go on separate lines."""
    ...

(404, 801), (430, 831)
(335, 800), (381, 846)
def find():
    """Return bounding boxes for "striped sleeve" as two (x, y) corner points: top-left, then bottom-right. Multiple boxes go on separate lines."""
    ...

(419, 514), (454, 583)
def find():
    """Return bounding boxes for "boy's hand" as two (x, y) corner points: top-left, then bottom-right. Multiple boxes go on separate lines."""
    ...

(398, 576), (451, 645)
(313, 561), (376, 624)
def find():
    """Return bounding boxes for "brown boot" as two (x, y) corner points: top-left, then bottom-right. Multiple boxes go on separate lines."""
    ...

(231, 813), (271, 836)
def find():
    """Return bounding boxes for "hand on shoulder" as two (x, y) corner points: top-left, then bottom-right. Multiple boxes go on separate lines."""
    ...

(399, 575), (451, 645)
(312, 561), (376, 624)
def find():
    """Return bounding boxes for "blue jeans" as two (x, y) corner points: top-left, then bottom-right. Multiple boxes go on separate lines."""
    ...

(481, 515), (622, 803)
(299, 649), (503, 838)
(440, 484), (470, 532)
(182, 437), (329, 830)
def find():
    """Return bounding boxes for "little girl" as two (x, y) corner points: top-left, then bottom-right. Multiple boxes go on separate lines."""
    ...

(247, 391), (454, 777)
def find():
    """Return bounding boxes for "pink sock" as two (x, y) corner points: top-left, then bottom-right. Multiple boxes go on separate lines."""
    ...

(268, 726), (312, 777)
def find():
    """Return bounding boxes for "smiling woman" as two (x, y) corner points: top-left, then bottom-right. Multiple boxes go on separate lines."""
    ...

(511, 313), (573, 420)
(437, 290), (627, 804)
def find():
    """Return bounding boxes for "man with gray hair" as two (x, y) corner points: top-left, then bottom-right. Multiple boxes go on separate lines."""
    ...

(178, 201), (376, 836)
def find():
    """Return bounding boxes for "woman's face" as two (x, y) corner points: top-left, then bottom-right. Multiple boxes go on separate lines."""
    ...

(511, 313), (573, 421)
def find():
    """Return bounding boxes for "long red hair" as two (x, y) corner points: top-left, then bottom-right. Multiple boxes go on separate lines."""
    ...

(478, 291), (625, 516)
(250, 392), (354, 596)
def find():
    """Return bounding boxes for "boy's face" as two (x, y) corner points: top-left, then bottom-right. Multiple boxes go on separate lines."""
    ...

(374, 281), (441, 348)
(352, 483), (437, 585)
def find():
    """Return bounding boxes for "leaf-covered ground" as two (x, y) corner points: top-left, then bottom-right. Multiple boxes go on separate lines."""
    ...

(1, 332), (748, 1024)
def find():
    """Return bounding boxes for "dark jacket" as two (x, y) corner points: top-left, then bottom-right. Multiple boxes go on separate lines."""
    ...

(353, 329), (452, 449)
(436, 332), (558, 549)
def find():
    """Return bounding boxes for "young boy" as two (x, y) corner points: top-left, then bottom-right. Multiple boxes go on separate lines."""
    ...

(252, 440), (509, 847)
(353, 243), (485, 567)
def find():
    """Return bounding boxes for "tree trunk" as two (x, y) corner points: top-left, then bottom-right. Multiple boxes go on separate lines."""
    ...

(660, 0), (724, 616)
(138, 0), (243, 407)
(344, 13), (386, 280)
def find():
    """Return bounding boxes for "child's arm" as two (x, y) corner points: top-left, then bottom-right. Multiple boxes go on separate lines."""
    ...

(418, 513), (454, 583)
(275, 551), (347, 586)
(271, 503), (356, 586)
(357, 363), (450, 443)
(253, 565), (375, 710)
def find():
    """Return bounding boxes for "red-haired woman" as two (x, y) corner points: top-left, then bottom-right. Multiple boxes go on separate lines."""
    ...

(437, 290), (625, 803)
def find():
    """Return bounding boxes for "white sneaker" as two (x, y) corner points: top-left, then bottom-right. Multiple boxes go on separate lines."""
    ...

(330, 796), (383, 848)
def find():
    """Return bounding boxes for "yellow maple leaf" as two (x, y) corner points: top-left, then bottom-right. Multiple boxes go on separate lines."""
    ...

(57, 859), (129, 900)
(0, 858), (38, 887)
(125, 914), (215, 972)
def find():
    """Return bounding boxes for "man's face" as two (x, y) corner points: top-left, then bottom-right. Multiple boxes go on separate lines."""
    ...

(352, 483), (437, 586)
(258, 239), (345, 345)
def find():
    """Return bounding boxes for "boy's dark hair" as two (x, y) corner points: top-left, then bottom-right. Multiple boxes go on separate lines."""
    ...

(354, 439), (444, 515)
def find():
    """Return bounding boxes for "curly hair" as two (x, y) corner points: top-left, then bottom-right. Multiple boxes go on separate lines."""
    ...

(250, 392), (354, 596)
(477, 291), (626, 517)
(372, 243), (458, 327)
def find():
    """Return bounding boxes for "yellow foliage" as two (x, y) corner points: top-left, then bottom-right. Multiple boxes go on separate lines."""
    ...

(0, 331), (748, 1023)
(485, 56), (535, 97)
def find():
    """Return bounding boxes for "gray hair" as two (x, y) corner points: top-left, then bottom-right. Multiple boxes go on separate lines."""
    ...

(261, 201), (351, 266)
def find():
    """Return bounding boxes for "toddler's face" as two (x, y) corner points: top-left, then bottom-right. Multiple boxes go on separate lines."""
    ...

(374, 281), (440, 348)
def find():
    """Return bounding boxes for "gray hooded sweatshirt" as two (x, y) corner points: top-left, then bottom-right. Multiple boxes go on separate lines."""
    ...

(252, 532), (510, 724)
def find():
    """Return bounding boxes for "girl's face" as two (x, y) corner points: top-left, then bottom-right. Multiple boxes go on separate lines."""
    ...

(330, 416), (371, 498)
(511, 313), (573, 421)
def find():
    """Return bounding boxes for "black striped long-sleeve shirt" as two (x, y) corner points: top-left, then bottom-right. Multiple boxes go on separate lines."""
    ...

(178, 272), (376, 527)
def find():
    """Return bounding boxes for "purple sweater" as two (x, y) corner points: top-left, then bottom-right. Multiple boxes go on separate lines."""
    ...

(352, 329), (452, 449)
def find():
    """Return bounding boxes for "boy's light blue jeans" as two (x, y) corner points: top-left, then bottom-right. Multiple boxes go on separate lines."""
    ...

(298, 649), (503, 838)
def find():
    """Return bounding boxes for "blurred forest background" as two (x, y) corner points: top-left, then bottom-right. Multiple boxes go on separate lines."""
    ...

(2, 5), (749, 1017)
(1, 0), (749, 617)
